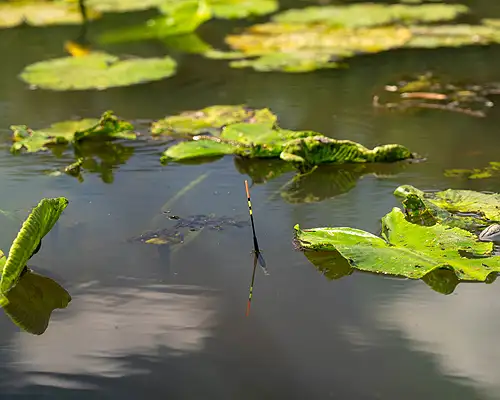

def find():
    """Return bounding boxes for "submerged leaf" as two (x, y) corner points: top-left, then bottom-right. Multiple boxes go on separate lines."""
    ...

(152, 105), (277, 136)
(20, 52), (177, 91)
(1, 269), (71, 335)
(0, 2), (99, 29)
(1, 198), (68, 294)
(295, 207), (500, 282)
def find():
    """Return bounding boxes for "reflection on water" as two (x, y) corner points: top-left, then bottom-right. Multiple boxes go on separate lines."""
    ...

(376, 283), (500, 399)
(12, 282), (218, 390)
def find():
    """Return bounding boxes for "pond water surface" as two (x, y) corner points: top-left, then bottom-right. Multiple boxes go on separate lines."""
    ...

(2, 1), (500, 399)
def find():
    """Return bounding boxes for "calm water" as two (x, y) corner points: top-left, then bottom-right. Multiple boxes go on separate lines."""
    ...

(2, 1), (500, 399)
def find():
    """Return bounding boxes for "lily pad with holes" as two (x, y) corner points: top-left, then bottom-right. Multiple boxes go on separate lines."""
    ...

(10, 111), (136, 153)
(151, 105), (278, 136)
(1, 198), (68, 294)
(294, 207), (500, 282)
(20, 52), (177, 91)
(0, 2), (100, 29)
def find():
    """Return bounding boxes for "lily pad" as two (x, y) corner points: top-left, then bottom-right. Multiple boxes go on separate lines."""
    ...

(151, 105), (278, 136)
(10, 111), (136, 153)
(394, 185), (500, 223)
(274, 3), (468, 28)
(161, 139), (236, 163)
(445, 162), (500, 180)
(20, 52), (177, 91)
(0, 2), (100, 29)
(86, 0), (169, 12)
(1, 198), (68, 294)
(159, 0), (278, 19)
(294, 207), (500, 281)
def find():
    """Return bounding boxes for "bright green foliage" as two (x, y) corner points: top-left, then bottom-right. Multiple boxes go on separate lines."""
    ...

(280, 136), (414, 171)
(10, 125), (69, 153)
(1, 269), (71, 335)
(0, 2), (99, 28)
(1, 198), (68, 294)
(86, 0), (169, 12)
(161, 139), (236, 162)
(395, 185), (500, 222)
(151, 106), (277, 136)
(10, 111), (136, 153)
(19, 52), (177, 91)
(160, 0), (278, 19)
(294, 207), (500, 281)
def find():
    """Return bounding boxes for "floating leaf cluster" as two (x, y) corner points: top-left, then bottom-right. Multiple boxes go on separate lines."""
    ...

(295, 185), (500, 293)
(159, 110), (416, 173)
(220, 3), (500, 72)
(374, 72), (500, 117)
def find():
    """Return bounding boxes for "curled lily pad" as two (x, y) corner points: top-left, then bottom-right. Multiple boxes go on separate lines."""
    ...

(0, 2), (100, 29)
(280, 136), (415, 172)
(151, 105), (277, 136)
(10, 111), (136, 153)
(294, 207), (500, 282)
(395, 185), (500, 223)
(20, 52), (177, 91)
(1, 198), (68, 294)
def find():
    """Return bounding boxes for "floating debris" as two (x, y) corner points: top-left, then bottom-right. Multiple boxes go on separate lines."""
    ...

(374, 72), (500, 117)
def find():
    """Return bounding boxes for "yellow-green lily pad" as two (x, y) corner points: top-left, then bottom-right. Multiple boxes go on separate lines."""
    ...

(0, 2), (100, 29)
(19, 52), (177, 91)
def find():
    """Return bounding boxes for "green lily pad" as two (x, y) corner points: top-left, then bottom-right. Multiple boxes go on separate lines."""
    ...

(1, 269), (71, 335)
(274, 3), (468, 28)
(161, 139), (236, 163)
(1, 198), (68, 294)
(294, 207), (500, 282)
(10, 111), (136, 153)
(151, 105), (278, 136)
(0, 2), (100, 29)
(159, 0), (278, 19)
(445, 162), (500, 180)
(86, 0), (169, 12)
(20, 52), (177, 91)
(394, 185), (500, 222)
(100, 0), (211, 43)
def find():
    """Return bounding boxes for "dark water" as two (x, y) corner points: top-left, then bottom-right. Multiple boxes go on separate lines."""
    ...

(2, 1), (500, 399)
